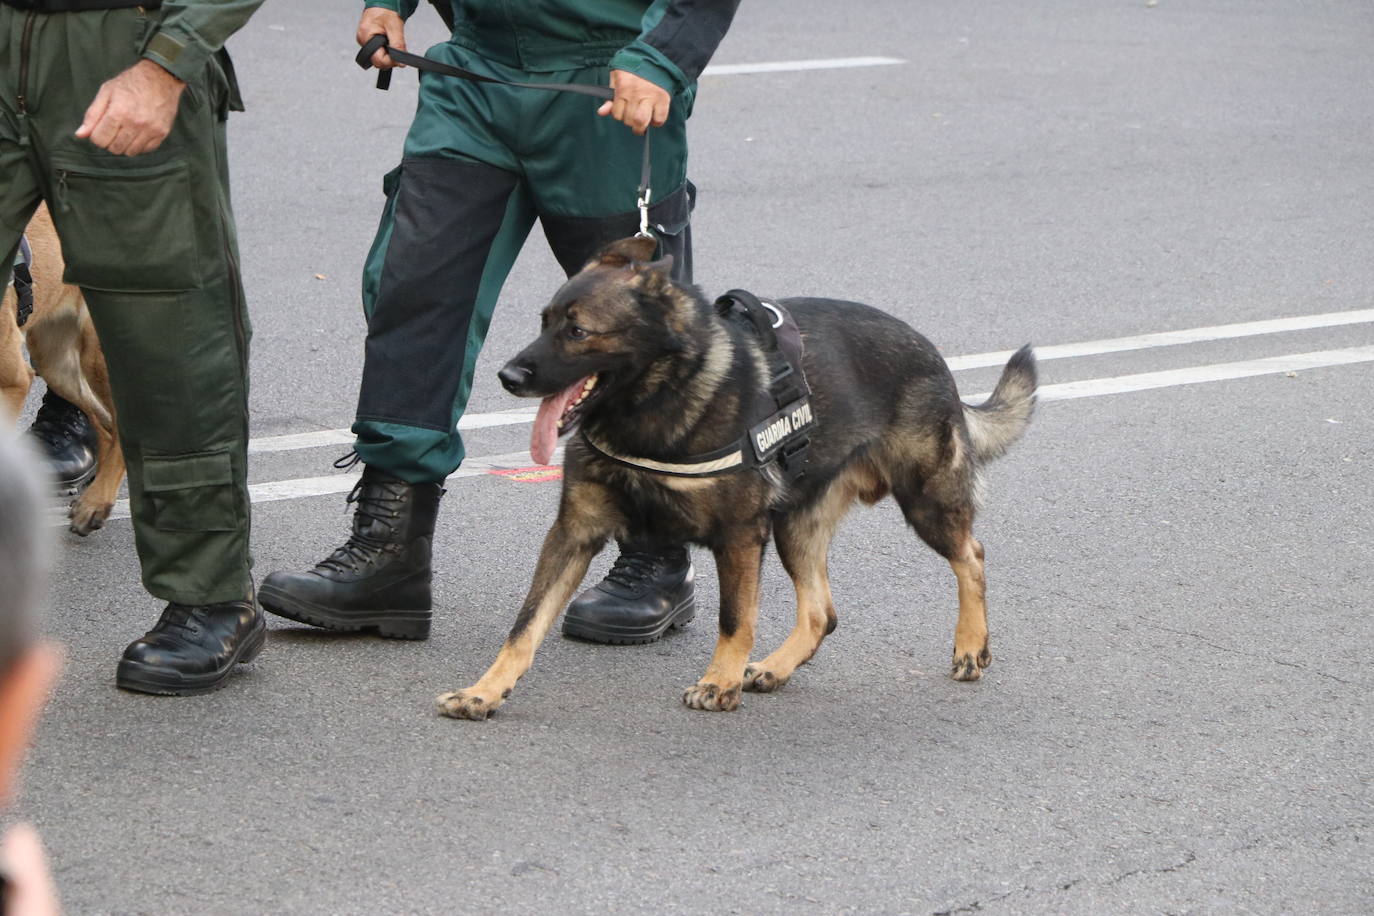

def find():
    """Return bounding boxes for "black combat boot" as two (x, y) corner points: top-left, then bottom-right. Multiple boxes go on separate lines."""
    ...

(258, 465), (444, 639)
(116, 599), (267, 696)
(562, 545), (695, 644)
(26, 389), (98, 496)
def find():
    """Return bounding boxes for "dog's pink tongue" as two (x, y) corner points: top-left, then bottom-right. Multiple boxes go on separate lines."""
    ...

(530, 377), (591, 466)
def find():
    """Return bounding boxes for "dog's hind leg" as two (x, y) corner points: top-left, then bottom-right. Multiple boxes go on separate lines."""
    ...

(0, 292), (35, 420)
(68, 300), (123, 535)
(944, 532), (990, 682)
(683, 529), (768, 712)
(743, 484), (852, 693)
(895, 483), (990, 682)
(437, 510), (610, 720)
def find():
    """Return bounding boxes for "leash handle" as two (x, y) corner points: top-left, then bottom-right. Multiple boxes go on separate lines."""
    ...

(355, 35), (613, 100)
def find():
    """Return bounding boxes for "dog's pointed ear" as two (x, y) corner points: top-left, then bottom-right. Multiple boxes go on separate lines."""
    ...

(629, 253), (675, 293)
(594, 236), (659, 269)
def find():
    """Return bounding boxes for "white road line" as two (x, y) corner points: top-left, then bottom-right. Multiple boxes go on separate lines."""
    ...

(964, 346), (1374, 402)
(78, 343), (1370, 526)
(248, 428), (355, 454)
(97, 447), (565, 524)
(246, 308), (1374, 454)
(702, 57), (905, 77)
(945, 308), (1374, 371)
(249, 407), (539, 454)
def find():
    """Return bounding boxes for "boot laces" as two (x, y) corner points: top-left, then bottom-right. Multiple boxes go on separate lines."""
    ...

(333, 450), (362, 471)
(28, 393), (88, 451)
(158, 604), (202, 638)
(604, 550), (666, 589)
(316, 476), (405, 573)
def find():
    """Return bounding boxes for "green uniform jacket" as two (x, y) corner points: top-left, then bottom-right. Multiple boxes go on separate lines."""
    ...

(140, 0), (266, 85)
(363, 0), (740, 96)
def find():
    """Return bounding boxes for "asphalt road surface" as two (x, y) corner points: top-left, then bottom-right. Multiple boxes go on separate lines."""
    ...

(13, 1), (1373, 913)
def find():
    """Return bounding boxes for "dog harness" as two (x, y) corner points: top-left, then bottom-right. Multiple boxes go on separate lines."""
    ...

(9, 236), (33, 328)
(582, 289), (815, 484)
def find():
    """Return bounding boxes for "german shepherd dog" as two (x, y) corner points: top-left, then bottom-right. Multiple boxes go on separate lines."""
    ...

(436, 236), (1036, 718)
(1, 203), (125, 535)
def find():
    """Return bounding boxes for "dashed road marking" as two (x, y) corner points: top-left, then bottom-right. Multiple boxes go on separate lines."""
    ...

(702, 57), (905, 77)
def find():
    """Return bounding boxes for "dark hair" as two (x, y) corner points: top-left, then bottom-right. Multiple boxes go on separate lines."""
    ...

(0, 431), (47, 674)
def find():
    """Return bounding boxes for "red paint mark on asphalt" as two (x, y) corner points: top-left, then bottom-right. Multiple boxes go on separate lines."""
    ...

(488, 466), (563, 483)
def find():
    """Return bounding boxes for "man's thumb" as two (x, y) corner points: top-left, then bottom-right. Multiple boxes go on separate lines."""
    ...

(75, 86), (111, 139)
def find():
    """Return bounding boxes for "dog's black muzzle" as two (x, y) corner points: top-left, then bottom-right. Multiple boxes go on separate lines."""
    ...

(497, 360), (534, 395)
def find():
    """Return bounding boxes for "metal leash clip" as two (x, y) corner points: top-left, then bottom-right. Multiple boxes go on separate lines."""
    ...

(634, 130), (653, 239)
(636, 186), (653, 239)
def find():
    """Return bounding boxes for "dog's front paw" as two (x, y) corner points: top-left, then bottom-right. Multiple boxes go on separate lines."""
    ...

(682, 681), (741, 711)
(951, 645), (992, 682)
(742, 663), (788, 693)
(68, 499), (111, 537)
(436, 687), (505, 720)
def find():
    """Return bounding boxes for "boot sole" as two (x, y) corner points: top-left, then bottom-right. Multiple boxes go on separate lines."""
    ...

(258, 582), (431, 640)
(562, 594), (695, 645)
(54, 462), (98, 499)
(115, 618), (267, 697)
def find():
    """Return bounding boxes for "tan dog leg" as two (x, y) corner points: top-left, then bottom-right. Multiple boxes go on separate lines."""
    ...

(67, 303), (121, 535)
(949, 536), (991, 681)
(743, 488), (850, 693)
(0, 292), (34, 420)
(683, 534), (765, 712)
(437, 520), (606, 720)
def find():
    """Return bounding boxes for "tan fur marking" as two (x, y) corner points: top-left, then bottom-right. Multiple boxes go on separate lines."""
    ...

(949, 535), (990, 681)
(0, 292), (35, 419)
(744, 474), (855, 690)
(437, 508), (610, 719)
(683, 539), (762, 712)
(4, 204), (124, 534)
(662, 320), (733, 431)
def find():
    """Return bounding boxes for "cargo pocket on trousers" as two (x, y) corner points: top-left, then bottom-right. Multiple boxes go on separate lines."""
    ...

(52, 159), (202, 292)
(142, 450), (239, 532)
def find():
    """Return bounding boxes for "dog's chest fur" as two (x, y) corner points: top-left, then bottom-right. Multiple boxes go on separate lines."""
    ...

(569, 319), (783, 547)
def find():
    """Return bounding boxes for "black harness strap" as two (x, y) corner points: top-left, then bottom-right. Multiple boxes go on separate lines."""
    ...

(715, 291), (814, 482)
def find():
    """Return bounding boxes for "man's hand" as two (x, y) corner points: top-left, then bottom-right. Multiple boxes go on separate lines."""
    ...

(1, 824), (60, 916)
(597, 70), (671, 136)
(74, 59), (186, 157)
(358, 8), (407, 69)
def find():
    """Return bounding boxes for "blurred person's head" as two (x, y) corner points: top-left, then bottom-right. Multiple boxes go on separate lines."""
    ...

(0, 430), (60, 806)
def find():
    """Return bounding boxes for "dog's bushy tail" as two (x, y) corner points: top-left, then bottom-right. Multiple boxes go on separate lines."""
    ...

(963, 345), (1037, 462)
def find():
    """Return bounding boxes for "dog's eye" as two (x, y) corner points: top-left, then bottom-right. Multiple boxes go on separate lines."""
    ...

(566, 325), (589, 341)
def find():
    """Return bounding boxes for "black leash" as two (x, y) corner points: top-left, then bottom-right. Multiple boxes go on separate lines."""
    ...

(356, 34), (655, 238)
(356, 34), (611, 99)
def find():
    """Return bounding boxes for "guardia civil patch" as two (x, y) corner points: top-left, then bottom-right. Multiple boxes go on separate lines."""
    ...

(748, 398), (815, 464)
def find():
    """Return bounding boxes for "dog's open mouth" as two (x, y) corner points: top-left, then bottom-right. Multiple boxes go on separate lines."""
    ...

(531, 374), (600, 465)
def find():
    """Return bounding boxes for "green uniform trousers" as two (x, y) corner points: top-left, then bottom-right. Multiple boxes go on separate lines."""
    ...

(352, 41), (694, 483)
(0, 6), (253, 605)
